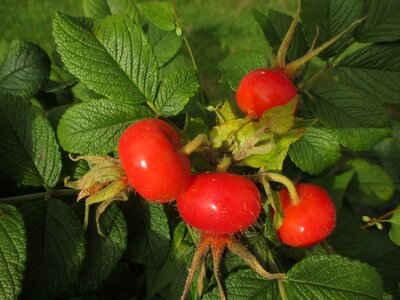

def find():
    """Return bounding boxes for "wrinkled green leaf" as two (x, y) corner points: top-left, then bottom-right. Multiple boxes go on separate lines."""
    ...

(78, 204), (127, 292)
(356, 0), (400, 43)
(218, 50), (267, 91)
(301, 0), (363, 59)
(83, 0), (139, 20)
(136, 1), (174, 31)
(57, 99), (153, 155)
(286, 255), (383, 299)
(155, 70), (199, 116)
(71, 83), (103, 102)
(336, 43), (400, 104)
(310, 83), (390, 151)
(127, 200), (170, 269)
(20, 199), (86, 300)
(203, 269), (279, 300)
(0, 204), (26, 300)
(329, 208), (400, 297)
(289, 127), (341, 175)
(260, 97), (297, 135)
(0, 40), (50, 99)
(253, 9), (307, 64)
(389, 208), (400, 246)
(53, 13), (158, 104)
(148, 24), (182, 67)
(345, 159), (394, 207)
(0, 96), (62, 188)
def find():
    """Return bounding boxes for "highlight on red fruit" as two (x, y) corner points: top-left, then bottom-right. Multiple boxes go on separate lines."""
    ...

(118, 118), (191, 202)
(277, 183), (336, 247)
(177, 173), (262, 234)
(236, 68), (298, 118)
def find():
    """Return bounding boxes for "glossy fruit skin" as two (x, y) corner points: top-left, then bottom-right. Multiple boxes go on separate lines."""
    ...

(177, 173), (262, 234)
(118, 118), (191, 202)
(236, 68), (298, 117)
(277, 183), (336, 247)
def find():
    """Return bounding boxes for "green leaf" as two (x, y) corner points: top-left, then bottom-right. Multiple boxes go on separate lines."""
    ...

(374, 137), (400, 185)
(210, 118), (250, 149)
(310, 83), (390, 151)
(148, 25), (182, 67)
(127, 200), (170, 269)
(20, 199), (86, 300)
(57, 99), (153, 155)
(286, 255), (383, 299)
(253, 9), (308, 64)
(345, 159), (394, 207)
(301, 0), (363, 59)
(218, 50), (268, 91)
(312, 170), (355, 212)
(336, 43), (400, 104)
(71, 83), (104, 102)
(389, 208), (400, 246)
(78, 204), (127, 292)
(83, 0), (139, 20)
(0, 204), (26, 300)
(329, 207), (400, 298)
(136, 2), (175, 31)
(0, 40), (50, 99)
(356, 0), (400, 43)
(53, 13), (158, 104)
(155, 70), (199, 116)
(0, 96), (62, 188)
(289, 127), (341, 175)
(203, 269), (279, 300)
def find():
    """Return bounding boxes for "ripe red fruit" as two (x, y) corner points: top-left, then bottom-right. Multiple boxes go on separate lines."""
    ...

(277, 183), (336, 247)
(118, 118), (191, 202)
(236, 68), (298, 118)
(177, 173), (262, 234)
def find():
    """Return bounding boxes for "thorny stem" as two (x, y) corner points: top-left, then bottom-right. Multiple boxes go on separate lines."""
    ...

(275, 0), (301, 69)
(262, 172), (300, 206)
(0, 189), (78, 204)
(227, 238), (285, 280)
(283, 17), (366, 77)
(180, 133), (210, 155)
(361, 207), (400, 229)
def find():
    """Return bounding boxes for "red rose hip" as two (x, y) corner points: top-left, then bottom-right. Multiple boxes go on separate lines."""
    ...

(277, 183), (336, 247)
(236, 68), (298, 118)
(118, 118), (191, 202)
(177, 173), (262, 234)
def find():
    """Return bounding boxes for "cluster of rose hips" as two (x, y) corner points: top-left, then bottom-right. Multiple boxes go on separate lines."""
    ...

(116, 1), (349, 297)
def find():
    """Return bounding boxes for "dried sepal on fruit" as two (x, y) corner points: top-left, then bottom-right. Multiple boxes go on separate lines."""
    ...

(64, 155), (129, 236)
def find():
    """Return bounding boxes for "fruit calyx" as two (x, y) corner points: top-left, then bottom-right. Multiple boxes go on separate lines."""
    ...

(275, 0), (366, 78)
(181, 231), (285, 300)
(64, 155), (129, 236)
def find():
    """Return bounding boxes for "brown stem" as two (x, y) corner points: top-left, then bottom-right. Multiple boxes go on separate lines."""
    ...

(227, 238), (285, 280)
(267, 252), (288, 300)
(0, 189), (78, 203)
(321, 240), (335, 255)
(361, 207), (400, 229)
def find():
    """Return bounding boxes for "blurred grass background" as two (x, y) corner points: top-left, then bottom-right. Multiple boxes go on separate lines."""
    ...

(0, 0), (297, 98)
